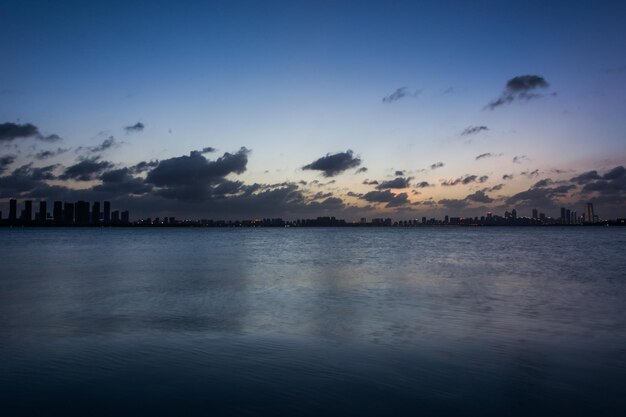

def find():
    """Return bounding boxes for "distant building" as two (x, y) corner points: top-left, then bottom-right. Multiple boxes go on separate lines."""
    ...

(9, 199), (17, 222)
(63, 202), (75, 225)
(111, 210), (120, 224)
(92, 201), (100, 225)
(587, 203), (595, 223)
(121, 211), (129, 224)
(75, 201), (90, 225)
(532, 208), (538, 219)
(561, 207), (566, 224)
(53, 201), (63, 224)
(103, 201), (111, 224)
(512, 209), (517, 220)
(24, 200), (32, 223)
(38, 201), (47, 223)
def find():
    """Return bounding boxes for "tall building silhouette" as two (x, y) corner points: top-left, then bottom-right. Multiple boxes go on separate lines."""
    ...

(38, 201), (47, 223)
(9, 199), (17, 222)
(63, 202), (75, 225)
(121, 211), (129, 224)
(75, 201), (90, 225)
(53, 201), (63, 224)
(92, 201), (100, 225)
(24, 200), (32, 223)
(587, 203), (595, 223)
(111, 210), (120, 224)
(103, 201), (111, 224)
(532, 208), (538, 219)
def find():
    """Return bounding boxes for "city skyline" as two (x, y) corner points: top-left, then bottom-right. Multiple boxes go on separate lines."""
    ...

(1, 1), (625, 220)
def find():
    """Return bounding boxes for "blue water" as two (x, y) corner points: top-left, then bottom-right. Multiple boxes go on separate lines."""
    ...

(1, 227), (625, 416)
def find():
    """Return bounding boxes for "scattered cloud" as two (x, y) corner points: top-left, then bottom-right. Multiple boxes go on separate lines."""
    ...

(0, 122), (61, 142)
(513, 155), (530, 164)
(441, 175), (489, 186)
(59, 157), (114, 181)
(382, 87), (421, 103)
(34, 147), (70, 160)
(125, 122), (145, 133)
(502, 174), (514, 180)
(302, 150), (361, 177)
(376, 177), (411, 189)
(475, 152), (502, 160)
(486, 75), (551, 110)
(461, 126), (489, 136)
(430, 162), (444, 170)
(355, 167), (368, 174)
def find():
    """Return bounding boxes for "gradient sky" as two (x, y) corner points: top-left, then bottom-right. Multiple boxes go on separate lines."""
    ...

(1, 0), (625, 220)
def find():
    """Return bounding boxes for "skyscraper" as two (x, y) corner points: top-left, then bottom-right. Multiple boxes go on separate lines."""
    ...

(75, 201), (90, 225)
(53, 201), (63, 224)
(121, 211), (129, 224)
(64, 202), (75, 225)
(92, 201), (100, 225)
(587, 203), (595, 223)
(24, 200), (32, 223)
(103, 201), (111, 224)
(9, 199), (17, 222)
(532, 208), (538, 219)
(560, 207), (566, 224)
(39, 201), (47, 223)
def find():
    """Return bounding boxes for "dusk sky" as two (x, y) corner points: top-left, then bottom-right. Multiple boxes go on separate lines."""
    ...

(1, 0), (625, 220)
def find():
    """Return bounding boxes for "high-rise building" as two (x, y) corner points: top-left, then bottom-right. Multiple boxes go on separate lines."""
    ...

(560, 207), (566, 224)
(512, 209), (517, 220)
(75, 201), (90, 225)
(587, 203), (595, 223)
(121, 211), (130, 224)
(565, 209), (571, 225)
(64, 202), (75, 225)
(53, 201), (63, 224)
(111, 210), (120, 224)
(532, 208), (538, 219)
(103, 201), (111, 224)
(9, 199), (17, 222)
(92, 201), (100, 225)
(24, 200), (32, 223)
(38, 201), (47, 223)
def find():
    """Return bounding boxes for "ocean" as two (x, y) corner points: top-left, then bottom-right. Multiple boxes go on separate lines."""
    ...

(1, 227), (625, 416)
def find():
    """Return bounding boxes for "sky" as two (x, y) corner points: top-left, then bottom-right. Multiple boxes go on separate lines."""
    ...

(1, 0), (625, 221)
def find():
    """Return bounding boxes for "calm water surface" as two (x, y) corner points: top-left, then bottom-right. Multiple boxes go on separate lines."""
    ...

(1, 227), (625, 416)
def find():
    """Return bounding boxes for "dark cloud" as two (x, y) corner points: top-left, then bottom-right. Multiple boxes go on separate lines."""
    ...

(0, 122), (61, 142)
(570, 170), (600, 184)
(484, 183), (504, 192)
(90, 136), (118, 153)
(502, 174), (514, 180)
(430, 162), (444, 170)
(376, 177), (411, 189)
(486, 75), (551, 110)
(0, 155), (17, 174)
(60, 157), (114, 181)
(465, 190), (494, 204)
(35, 147), (69, 160)
(145, 148), (250, 202)
(302, 150), (361, 177)
(462, 126), (489, 136)
(361, 190), (396, 203)
(125, 122), (145, 133)
(580, 166), (626, 196)
(382, 87), (420, 103)
(362, 179), (379, 185)
(130, 160), (160, 173)
(521, 169), (540, 178)
(441, 175), (488, 186)
(532, 178), (554, 188)
(394, 170), (404, 176)
(513, 155), (530, 164)
(415, 181), (432, 188)
(438, 198), (468, 210)
(475, 152), (502, 160)
(384, 192), (409, 208)
(355, 167), (368, 174)
(506, 184), (575, 209)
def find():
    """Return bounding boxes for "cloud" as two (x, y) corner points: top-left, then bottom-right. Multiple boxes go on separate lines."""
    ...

(462, 126), (489, 136)
(362, 179), (379, 185)
(394, 170), (404, 176)
(302, 150), (361, 177)
(382, 87), (420, 103)
(361, 190), (396, 203)
(475, 152), (502, 160)
(486, 75), (550, 110)
(502, 174), (514, 180)
(415, 181), (432, 188)
(90, 136), (118, 153)
(438, 198), (468, 210)
(430, 162), (444, 170)
(355, 167), (368, 174)
(92, 168), (153, 196)
(0, 122), (61, 142)
(59, 157), (115, 181)
(441, 175), (489, 186)
(513, 155), (530, 164)
(125, 122), (145, 133)
(580, 165), (626, 196)
(0, 155), (16, 174)
(145, 148), (250, 202)
(376, 177), (411, 189)
(35, 147), (69, 160)
(506, 184), (575, 209)
(384, 192), (409, 208)
(465, 190), (494, 204)
(521, 169), (540, 178)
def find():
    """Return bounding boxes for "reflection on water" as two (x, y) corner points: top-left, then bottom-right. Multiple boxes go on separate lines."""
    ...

(1, 227), (625, 416)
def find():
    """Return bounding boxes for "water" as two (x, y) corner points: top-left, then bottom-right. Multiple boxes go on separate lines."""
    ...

(1, 227), (625, 416)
